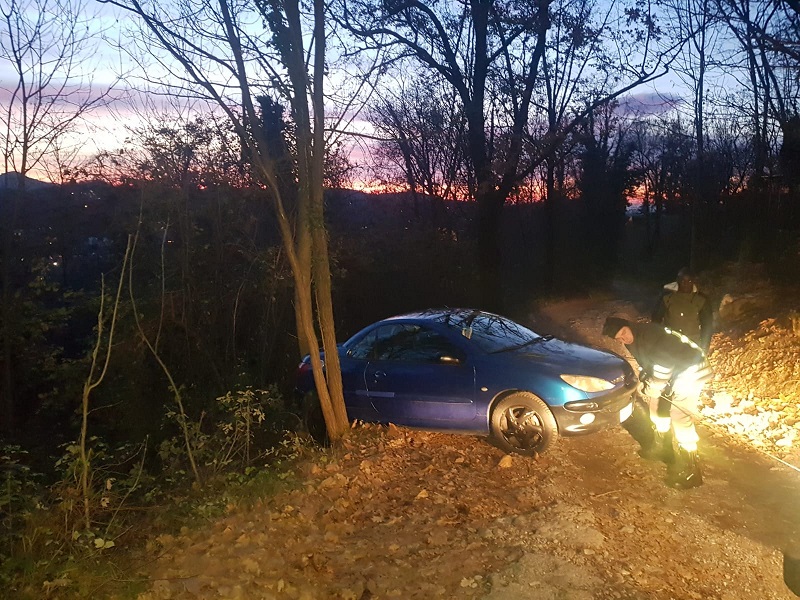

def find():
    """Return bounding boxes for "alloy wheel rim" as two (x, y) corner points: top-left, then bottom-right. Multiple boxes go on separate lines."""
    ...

(501, 406), (544, 450)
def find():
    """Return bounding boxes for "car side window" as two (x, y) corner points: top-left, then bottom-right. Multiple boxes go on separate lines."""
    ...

(348, 329), (378, 360)
(349, 324), (463, 362)
(401, 327), (463, 363)
(374, 324), (462, 363)
(349, 325), (408, 360)
(372, 324), (417, 361)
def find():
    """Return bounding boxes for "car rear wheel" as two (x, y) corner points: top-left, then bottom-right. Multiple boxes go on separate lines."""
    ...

(490, 392), (558, 456)
(301, 391), (330, 447)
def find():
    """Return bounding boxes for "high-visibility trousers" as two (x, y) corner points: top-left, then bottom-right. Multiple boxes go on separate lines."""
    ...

(642, 361), (712, 451)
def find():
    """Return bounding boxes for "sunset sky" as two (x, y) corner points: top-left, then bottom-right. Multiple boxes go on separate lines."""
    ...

(0, 0), (727, 186)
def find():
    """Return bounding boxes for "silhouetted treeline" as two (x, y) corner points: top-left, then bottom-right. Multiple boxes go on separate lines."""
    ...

(1, 169), (798, 465)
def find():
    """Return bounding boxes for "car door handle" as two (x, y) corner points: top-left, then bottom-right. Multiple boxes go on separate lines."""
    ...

(372, 370), (386, 380)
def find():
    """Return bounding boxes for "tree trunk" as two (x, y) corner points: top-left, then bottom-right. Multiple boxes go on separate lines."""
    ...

(543, 158), (557, 289)
(0, 177), (24, 434)
(0, 206), (15, 434)
(475, 184), (504, 312)
(690, 0), (708, 273)
(282, 0), (349, 440)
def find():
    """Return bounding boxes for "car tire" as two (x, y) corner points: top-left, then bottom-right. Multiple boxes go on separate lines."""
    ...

(490, 392), (558, 456)
(301, 392), (330, 447)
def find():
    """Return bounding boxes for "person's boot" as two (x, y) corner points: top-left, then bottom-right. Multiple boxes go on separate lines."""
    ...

(667, 447), (703, 489)
(639, 429), (675, 463)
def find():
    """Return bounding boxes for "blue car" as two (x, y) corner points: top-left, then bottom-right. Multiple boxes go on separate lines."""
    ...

(296, 309), (638, 455)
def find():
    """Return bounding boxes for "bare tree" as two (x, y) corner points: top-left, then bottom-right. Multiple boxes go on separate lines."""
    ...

(339, 0), (680, 308)
(369, 73), (470, 219)
(576, 101), (636, 276)
(628, 116), (695, 256)
(660, 0), (722, 268)
(535, 0), (626, 284)
(0, 0), (112, 433)
(715, 0), (799, 173)
(79, 238), (131, 528)
(101, 0), (351, 440)
(0, 0), (113, 186)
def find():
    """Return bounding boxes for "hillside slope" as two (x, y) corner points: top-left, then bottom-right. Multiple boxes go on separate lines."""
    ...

(135, 265), (800, 600)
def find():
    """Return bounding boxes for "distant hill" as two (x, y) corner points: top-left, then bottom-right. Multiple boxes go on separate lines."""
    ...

(0, 171), (56, 192)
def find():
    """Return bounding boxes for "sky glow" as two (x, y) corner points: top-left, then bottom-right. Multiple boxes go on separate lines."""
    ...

(0, 0), (763, 186)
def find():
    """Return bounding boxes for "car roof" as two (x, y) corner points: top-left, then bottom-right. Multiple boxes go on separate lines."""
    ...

(385, 308), (488, 322)
(382, 308), (514, 331)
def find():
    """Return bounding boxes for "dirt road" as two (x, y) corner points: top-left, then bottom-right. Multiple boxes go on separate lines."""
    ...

(136, 421), (800, 600)
(137, 277), (800, 600)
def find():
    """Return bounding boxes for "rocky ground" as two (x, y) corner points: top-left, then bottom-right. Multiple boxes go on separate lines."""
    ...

(135, 263), (800, 600)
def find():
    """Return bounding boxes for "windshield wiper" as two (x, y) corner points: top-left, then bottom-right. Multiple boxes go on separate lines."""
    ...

(490, 334), (554, 354)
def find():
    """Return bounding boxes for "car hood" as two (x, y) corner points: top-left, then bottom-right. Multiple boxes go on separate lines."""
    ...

(501, 338), (630, 379)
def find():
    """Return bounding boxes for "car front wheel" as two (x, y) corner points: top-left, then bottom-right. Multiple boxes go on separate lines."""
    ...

(490, 392), (558, 456)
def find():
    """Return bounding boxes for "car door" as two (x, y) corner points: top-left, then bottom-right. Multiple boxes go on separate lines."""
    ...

(364, 323), (477, 428)
(340, 329), (380, 422)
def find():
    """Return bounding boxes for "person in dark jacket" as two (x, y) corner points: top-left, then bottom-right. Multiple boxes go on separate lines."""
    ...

(652, 268), (713, 352)
(603, 316), (712, 489)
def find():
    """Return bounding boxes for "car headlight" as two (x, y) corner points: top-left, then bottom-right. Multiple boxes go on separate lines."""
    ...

(560, 374), (615, 392)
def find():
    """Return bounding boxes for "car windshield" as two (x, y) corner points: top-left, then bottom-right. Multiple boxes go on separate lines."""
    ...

(434, 311), (546, 353)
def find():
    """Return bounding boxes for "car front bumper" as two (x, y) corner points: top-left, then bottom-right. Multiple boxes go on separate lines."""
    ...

(550, 385), (637, 436)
